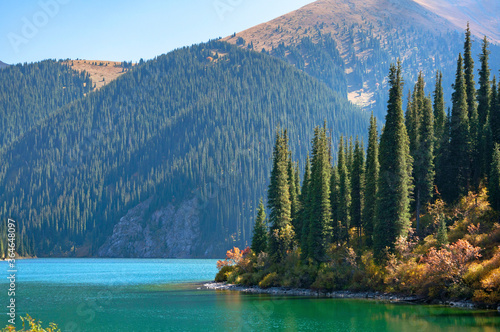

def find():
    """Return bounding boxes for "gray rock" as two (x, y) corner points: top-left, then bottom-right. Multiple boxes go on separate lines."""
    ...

(97, 196), (203, 258)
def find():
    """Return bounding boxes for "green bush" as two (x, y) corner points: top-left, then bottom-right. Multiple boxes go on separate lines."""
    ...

(259, 272), (280, 288)
(215, 265), (235, 282)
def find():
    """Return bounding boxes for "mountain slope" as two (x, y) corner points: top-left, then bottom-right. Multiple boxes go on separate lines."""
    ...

(0, 41), (368, 257)
(414, 0), (500, 43)
(0, 61), (8, 69)
(0, 60), (93, 150)
(223, 0), (500, 118)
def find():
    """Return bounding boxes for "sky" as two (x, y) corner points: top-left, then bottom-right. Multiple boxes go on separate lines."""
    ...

(1, 0), (315, 64)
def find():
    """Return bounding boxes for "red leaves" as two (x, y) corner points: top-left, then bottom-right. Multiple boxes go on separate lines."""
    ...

(216, 246), (251, 270)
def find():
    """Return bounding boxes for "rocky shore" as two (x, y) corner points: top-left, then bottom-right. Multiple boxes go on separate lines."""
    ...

(203, 282), (500, 312)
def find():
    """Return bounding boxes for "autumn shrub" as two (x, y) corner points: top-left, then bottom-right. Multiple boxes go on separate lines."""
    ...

(419, 239), (481, 299)
(359, 251), (385, 291)
(259, 272), (279, 288)
(470, 248), (500, 304)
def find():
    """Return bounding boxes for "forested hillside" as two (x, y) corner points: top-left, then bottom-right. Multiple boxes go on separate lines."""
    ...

(0, 41), (368, 257)
(0, 60), (93, 149)
(224, 0), (500, 119)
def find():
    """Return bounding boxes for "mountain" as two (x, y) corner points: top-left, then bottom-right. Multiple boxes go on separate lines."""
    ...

(0, 41), (368, 258)
(223, 0), (500, 118)
(413, 0), (500, 43)
(0, 61), (8, 69)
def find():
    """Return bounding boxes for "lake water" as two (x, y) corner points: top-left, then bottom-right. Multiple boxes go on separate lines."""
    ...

(0, 259), (499, 331)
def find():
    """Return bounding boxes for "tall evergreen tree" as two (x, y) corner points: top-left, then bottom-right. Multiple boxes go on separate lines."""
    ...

(251, 198), (268, 254)
(488, 143), (500, 211)
(267, 130), (293, 263)
(433, 71), (446, 151)
(375, 62), (413, 256)
(414, 96), (435, 233)
(463, 24), (480, 193)
(477, 36), (491, 133)
(448, 54), (470, 202)
(351, 137), (365, 243)
(330, 164), (340, 244)
(337, 136), (351, 244)
(434, 71), (448, 198)
(298, 156), (312, 256)
(306, 126), (332, 262)
(363, 113), (379, 248)
(477, 37), (492, 179)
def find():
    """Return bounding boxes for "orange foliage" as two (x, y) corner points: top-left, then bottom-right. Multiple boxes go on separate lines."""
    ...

(421, 239), (481, 285)
(216, 246), (251, 270)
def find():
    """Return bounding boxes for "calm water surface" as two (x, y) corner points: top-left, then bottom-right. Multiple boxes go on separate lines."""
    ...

(0, 258), (499, 331)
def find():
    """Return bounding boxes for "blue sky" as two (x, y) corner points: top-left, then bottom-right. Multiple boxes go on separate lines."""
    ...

(1, 0), (314, 64)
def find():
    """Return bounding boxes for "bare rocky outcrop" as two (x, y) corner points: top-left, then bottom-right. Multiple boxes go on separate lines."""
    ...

(97, 197), (203, 258)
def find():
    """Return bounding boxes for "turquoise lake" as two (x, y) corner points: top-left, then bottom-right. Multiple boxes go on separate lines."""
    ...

(1, 259), (499, 331)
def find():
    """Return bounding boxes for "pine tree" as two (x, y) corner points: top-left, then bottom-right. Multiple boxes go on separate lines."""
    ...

(337, 136), (351, 244)
(298, 156), (312, 252)
(375, 62), (413, 256)
(363, 113), (379, 248)
(464, 24), (480, 193)
(306, 126), (332, 262)
(267, 130), (293, 263)
(251, 198), (268, 254)
(351, 137), (365, 244)
(477, 36), (491, 133)
(448, 54), (470, 202)
(488, 143), (500, 211)
(434, 71), (446, 146)
(414, 95), (435, 233)
(330, 164), (340, 244)
(287, 143), (299, 222)
(477, 37), (492, 179)
(434, 71), (448, 198)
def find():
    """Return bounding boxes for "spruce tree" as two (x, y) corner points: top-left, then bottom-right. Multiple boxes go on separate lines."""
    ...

(477, 37), (492, 179)
(267, 130), (293, 263)
(298, 156), (312, 253)
(375, 62), (413, 256)
(434, 71), (448, 198)
(488, 143), (500, 211)
(306, 126), (332, 262)
(414, 96), (435, 233)
(464, 24), (480, 193)
(251, 198), (268, 254)
(363, 113), (379, 248)
(330, 164), (340, 244)
(351, 137), (365, 244)
(337, 136), (351, 244)
(448, 54), (470, 202)
(433, 71), (446, 146)
(477, 36), (491, 133)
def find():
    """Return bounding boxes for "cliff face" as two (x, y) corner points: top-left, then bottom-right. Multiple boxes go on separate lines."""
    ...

(97, 197), (204, 258)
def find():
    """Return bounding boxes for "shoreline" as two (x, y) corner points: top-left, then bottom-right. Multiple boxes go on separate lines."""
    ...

(203, 282), (500, 313)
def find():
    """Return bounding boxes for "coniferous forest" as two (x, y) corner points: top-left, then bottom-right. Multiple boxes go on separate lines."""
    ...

(0, 40), (368, 257)
(218, 29), (500, 305)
